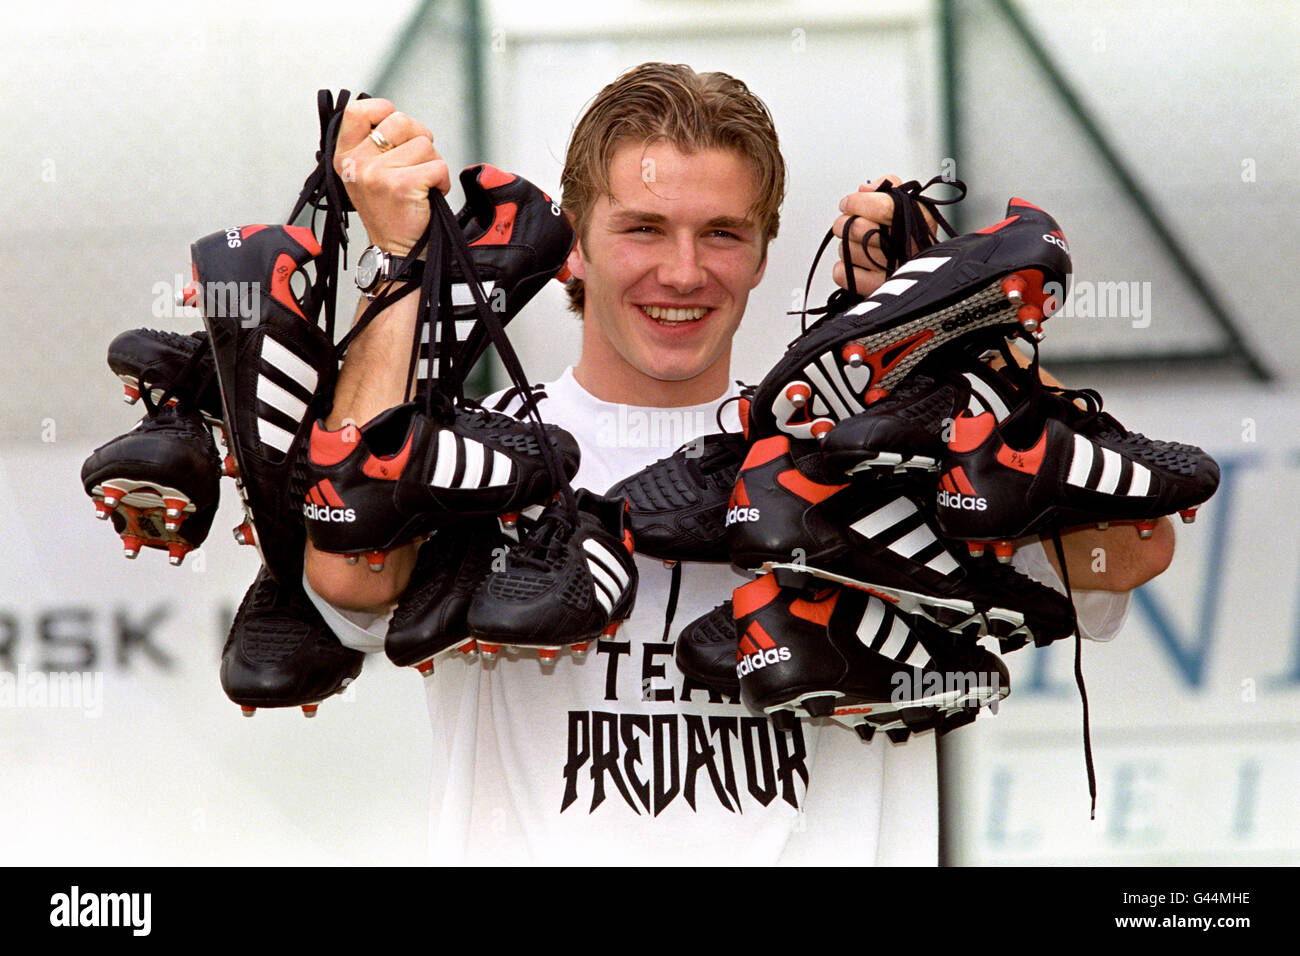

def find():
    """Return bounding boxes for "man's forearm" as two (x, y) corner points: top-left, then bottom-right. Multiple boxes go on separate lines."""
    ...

(1040, 517), (1175, 592)
(325, 285), (421, 430)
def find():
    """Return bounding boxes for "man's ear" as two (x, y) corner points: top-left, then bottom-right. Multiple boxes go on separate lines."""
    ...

(566, 232), (587, 281)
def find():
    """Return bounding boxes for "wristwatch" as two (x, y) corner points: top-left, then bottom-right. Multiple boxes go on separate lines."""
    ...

(355, 245), (423, 297)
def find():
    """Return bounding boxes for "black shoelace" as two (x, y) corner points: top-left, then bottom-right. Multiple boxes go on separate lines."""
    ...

(508, 504), (577, 574)
(146, 344), (217, 422)
(1050, 531), (1094, 819)
(288, 88), (372, 345)
(792, 175), (968, 335)
(987, 337), (1097, 817)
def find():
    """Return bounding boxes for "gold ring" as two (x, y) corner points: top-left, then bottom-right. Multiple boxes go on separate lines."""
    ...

(368, 128), (394, 152)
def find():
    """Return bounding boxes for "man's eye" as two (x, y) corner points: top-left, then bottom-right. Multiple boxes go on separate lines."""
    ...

(709, 230), (741, 240)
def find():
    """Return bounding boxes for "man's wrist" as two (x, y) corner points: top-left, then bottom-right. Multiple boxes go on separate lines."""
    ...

(356, 244), (424, 297)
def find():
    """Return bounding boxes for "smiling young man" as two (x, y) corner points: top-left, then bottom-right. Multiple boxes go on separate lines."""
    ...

(308, 62), (1170, 864)
(565, 141), (766, 406)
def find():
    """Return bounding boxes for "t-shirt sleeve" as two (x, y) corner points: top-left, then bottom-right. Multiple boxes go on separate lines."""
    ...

(302, 572), (392, 653)
(1009, 540), (1131, 643)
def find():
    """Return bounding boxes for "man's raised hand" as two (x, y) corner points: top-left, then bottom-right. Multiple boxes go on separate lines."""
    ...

(333, 98), (449, 257)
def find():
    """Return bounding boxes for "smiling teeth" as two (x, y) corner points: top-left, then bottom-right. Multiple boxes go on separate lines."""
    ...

(644, 305), (708, 323)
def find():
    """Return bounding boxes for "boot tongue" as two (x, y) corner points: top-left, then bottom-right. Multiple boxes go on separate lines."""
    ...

(575, 488), (621, 534)
(360, 401), (423, 455)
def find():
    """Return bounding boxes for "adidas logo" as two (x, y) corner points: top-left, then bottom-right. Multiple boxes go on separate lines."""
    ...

(727, 477), (760, 526)
(304, 480), (355, 522)
(303, 502), (356, 523)
(735, 620), (792, 678)
(936, 489), (987, 511)
(725, 505), (760, 525)
(1043, 231), (1069, 253)
(736, 646), (792, 678)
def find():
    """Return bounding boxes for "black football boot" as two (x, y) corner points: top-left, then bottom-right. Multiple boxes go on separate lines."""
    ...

(221, 568), (365, 717)
(675, 600), (740, 698)
(191, 223), (336, 585)
(467, 490), (637, 663)
(727, 434), (1076, 650)
(732, 574), (1009, 742)
(749, 198), (1071, 443)
(301, 398), (580, 570)
(81, 394), (222, 568)
(384, 518), (504, 675)
(108, 328), (224, 425)
(607, 432), (749, 564)
(935, 390), (1219, 560)
(820, 341), (1025, 476)
(415, 164), (575, 381)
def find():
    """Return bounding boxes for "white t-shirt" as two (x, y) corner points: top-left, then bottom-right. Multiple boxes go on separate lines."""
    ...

(307, 367), (1129, 865)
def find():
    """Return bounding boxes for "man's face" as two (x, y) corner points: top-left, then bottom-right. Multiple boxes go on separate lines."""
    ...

(568, 141), (768, 405)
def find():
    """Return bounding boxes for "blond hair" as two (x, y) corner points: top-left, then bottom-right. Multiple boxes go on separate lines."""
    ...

(560, 62), (785, 313)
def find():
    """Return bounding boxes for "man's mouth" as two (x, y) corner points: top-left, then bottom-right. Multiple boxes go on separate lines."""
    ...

(641, 305), (710, 325)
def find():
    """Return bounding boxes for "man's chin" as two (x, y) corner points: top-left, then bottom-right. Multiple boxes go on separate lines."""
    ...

(637, 352), (729, 390)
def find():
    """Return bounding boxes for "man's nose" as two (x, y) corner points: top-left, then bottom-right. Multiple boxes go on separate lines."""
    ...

(658, 236), (706, 292)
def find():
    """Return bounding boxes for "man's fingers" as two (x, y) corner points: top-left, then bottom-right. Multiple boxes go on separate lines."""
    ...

(831, 261), (887, 297)
(838, 190), (896, 225)
(355, 156), (451, 201)
(831, 214), (888, 268)
(864, 174), (903, 191)
(832, 213), (886, 247)
(367, 111), (436, 155)
(363, 139), (450, 196)
(336, 97), (396, 155)
(385, 151), (451, 196)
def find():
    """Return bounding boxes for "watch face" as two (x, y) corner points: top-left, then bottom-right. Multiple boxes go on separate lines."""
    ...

(356, 247), (382, 291)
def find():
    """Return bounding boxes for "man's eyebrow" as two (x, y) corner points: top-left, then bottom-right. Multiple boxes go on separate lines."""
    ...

(704, 215), (758, 231)
(606, 209), (757, 230)
(607, 209), (666, 226)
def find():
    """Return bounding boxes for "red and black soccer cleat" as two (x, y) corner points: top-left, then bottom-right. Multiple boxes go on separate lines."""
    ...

(607, 432), (750, 564)
(748, 198), (1071, 443)
(192, 223), (335, 585)
(220, 568), (365, 718)
(726, 434), (1075, 650)
(819, 342), (1025, 476)
(467, 490), (637, 663)
(107, 328), (224, 425)
(935, 391), (1219, 558)
(80, 401), (222, 567)
(301, 398), (581, 569)
(732, 574), (1009, 742)
(416, 164), (576, 381)
(675, 600), (741, 698)
(383, 519), (504, 675)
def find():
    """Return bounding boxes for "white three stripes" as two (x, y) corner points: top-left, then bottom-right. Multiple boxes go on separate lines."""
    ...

(1066, 433), (1152, 496)
(429, 431), (514, 489)
(849, 497), (959, 576)
(963, 372), (1011, 421)
(845, 255), (952, 316)
(583, 540), (629, 614)
(852, 598), (915, 665)
(257, 337), (318, 453)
